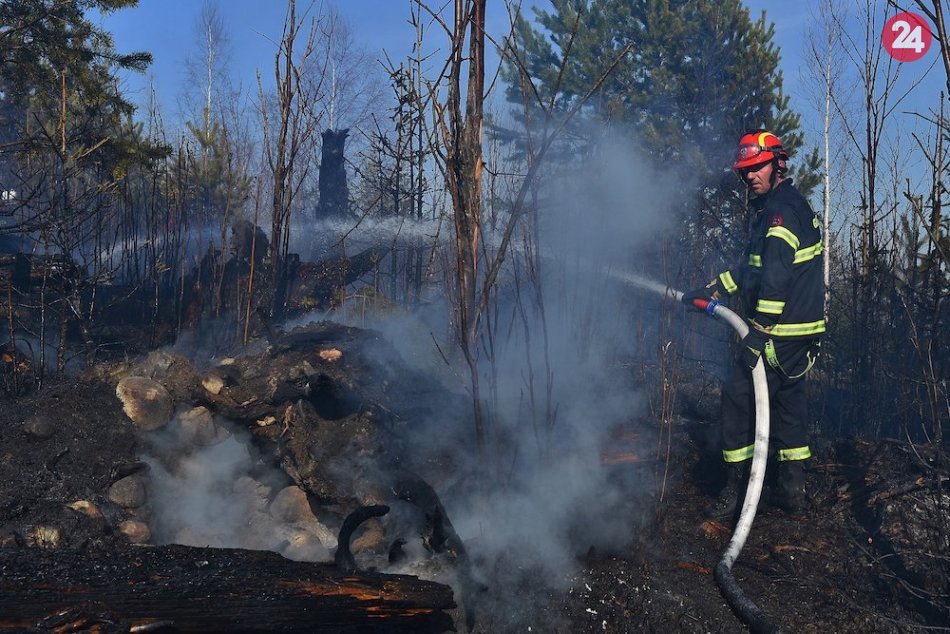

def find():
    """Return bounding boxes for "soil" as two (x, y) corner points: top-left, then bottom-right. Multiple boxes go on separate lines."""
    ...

(0, 325), (947, 633)
(552, 430), (949, 633)
(463, 418), (948, 634)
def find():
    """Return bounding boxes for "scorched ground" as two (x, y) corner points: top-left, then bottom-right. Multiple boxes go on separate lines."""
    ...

(0, 320), (946, 633)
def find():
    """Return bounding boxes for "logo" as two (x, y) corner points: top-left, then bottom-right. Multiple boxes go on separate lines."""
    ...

(882, 12), (932, 62)
(770, 214), (783, 227)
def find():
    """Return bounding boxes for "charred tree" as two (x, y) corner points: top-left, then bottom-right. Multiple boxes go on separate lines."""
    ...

(258, 0), (325, 318)
(316, 128), (350, 220)
(439, 0), (488, 452)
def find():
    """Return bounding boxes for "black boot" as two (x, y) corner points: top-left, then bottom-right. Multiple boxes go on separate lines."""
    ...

(704, 462), (748, 520)
(775, 460), (806, 514)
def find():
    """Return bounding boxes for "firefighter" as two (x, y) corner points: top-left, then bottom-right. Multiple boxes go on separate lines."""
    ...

(682, 130), (825, 518)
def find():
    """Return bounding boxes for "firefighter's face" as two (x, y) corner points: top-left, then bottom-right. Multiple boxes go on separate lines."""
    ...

(739, 160), (774, 195)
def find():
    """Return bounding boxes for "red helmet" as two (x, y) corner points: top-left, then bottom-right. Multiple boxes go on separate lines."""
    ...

(733, 130), (789, 170)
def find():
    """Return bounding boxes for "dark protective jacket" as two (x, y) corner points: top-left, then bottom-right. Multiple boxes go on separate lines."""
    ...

(716, 179), (826, 339)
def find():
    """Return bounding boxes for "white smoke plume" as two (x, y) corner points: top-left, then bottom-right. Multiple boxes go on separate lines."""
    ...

(293, 132), (694, 625)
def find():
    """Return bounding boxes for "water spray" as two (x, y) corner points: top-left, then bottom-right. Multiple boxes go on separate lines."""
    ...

(611, 268), (780, 633)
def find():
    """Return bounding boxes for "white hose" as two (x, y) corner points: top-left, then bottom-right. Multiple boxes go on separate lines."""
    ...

(610, 269), (778, 632)
(705, 304), (769, 570)
(707, 303), (777, 633)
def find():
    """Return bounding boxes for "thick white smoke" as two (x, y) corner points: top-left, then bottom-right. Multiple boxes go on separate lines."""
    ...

(303, 132), (695, 625)
(449, 136), (681, 557)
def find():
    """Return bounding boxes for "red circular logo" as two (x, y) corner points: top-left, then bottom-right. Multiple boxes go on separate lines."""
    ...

(882, 12), (932, 62)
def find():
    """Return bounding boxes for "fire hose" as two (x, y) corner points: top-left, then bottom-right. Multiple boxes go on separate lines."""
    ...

(611, 270), (779, 633)
(689, 296), (779, 634)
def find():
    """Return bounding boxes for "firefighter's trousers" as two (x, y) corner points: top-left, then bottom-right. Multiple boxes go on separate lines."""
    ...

(720, 338), (820, 464)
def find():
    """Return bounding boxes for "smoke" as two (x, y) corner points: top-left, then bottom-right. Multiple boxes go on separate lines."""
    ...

(144, 434), (260, 547)
(462, 140), (676, 548)
(141, 414), (335, 562)
(288, 212), (446, 265)
(129, 126), (690, 628)
(301, 131), (695, 624)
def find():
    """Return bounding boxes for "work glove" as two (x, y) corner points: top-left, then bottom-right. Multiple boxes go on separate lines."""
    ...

(741, 328), (769, 371)
(681, 280), (720, 312)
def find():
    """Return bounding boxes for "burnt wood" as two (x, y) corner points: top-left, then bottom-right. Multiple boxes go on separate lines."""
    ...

(0, 544), (455, 633)
(315, 128), (350, 220)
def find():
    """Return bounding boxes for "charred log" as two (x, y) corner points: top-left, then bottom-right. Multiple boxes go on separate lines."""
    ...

(0, 544), (456, 633)
(392, 471), (464, 558)
(286, 246), (386, 311)
(391, 470), (482, 630)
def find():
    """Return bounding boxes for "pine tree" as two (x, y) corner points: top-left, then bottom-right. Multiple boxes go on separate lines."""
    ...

(0, 0), (161, 374)
(505, 0), (811, 277)
(0, 0), (157, 238)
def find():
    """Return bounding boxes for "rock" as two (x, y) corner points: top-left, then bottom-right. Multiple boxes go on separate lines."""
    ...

(115, 377), (173, 431)
(318, 348), (342, 362)
(293, 519), (337, 550)
(108, 475), (147, 509)
(23, 414), (55, 439)
(201, 374), (226, 395)
(270, 486), (315, 524)
(267, 486), (338, 551)
(119, 520), (151, 544)
(140, 350), (176, 376)
(66, 500), (103, 520)
(282, 530), (331, 562)
(350, 518), (386, 556)
(26, 525), (61, 549)
(290, 361), (317, 379)
(256, 415), (277, 427)
(178, 406), (230, 446)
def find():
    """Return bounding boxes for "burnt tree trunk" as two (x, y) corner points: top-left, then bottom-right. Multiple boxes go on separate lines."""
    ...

(316, 129), (350, 220)
(443, 0), (487, 453)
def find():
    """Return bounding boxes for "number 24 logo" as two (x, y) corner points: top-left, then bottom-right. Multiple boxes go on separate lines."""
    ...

(892, 19), (925, 53)
(882, 12), (932, 62)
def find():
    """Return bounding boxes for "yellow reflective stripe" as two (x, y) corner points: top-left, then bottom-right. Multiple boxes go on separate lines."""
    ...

(766, 226), (800, 250)
(769, 320), (826, 337)
(793, 240), (823, 263)
(748, 254), (762, 267)
(778, 446), (812, 461)
(719, 271), (738, 294)
(723, 444), (754, 463)
(756, 299), (785, 315)
(763, 339), (780, 369)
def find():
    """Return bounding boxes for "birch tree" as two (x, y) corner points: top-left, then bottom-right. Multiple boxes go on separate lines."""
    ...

(257, 0), (326, 317)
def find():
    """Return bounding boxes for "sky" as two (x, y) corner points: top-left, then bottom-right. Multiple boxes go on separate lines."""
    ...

(97, 0), (523, 122)
(96, 0), (941, 162)
(96, 1), (362, 115)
